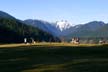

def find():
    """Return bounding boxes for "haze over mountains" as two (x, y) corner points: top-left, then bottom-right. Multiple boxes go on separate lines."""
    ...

(0, 11), (108, 43)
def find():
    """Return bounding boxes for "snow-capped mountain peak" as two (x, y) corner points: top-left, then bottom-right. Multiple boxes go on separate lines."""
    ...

(56, 20), (72, 31)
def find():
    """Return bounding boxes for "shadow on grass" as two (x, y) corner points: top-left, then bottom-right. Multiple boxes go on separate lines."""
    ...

(0, 45), (108, 72)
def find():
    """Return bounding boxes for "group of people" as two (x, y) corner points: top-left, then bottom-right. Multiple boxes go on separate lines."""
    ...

(71, 37), (107, 44)
(99, 39), (106, 44)
(24, 38), (35, 44)
(71, 37), (80, 44)
(23, 37), (107, 44)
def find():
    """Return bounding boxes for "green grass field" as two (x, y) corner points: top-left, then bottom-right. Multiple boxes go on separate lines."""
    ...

(0, 43), (108, 72)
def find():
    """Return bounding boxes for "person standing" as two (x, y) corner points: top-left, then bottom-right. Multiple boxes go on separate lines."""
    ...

(24, 38), (27, 44)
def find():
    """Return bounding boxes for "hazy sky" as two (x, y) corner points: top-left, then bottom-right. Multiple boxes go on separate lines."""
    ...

(0, 0), (108, 24)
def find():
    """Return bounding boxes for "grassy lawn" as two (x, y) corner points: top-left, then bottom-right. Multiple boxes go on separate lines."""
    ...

(0, 43), (108, 72)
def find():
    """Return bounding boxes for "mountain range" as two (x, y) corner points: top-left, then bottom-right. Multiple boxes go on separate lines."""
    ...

(24, 19), (108, 40)
(0, 11), (108, 43)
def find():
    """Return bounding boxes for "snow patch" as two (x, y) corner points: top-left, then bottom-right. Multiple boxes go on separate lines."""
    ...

(56, 20), (72, 31)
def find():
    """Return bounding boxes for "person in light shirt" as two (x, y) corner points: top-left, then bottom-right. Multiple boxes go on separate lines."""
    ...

(24, 38), (27, 44)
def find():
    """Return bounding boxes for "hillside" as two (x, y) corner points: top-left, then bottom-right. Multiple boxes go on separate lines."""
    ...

(0, 11), (59, 43)
(65, 21), (107, 40)
(24, 19), (61, 36)
(0, 11), (15, 19)
(91, 24), (108, 37)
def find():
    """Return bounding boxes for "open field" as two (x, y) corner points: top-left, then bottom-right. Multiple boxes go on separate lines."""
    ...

(0, 43), (102, 48)
(0, 43), (108, 72)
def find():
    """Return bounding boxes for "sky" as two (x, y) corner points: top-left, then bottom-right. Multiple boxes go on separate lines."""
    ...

(0, 0), (108, 25)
